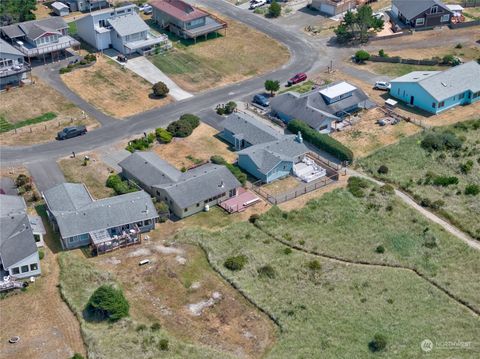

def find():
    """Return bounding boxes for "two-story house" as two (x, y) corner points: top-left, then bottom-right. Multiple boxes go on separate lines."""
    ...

(392, 0), (452, 28)
(0, 17), (79, 63)
(150, 0), (227, 42)
(61, 0), (110, 12)
(76, 4), (171, 55)
(0, 38), (30, 89)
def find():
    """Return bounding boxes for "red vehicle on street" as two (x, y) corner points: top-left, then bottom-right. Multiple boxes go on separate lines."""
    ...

(287, 72), (307, 86)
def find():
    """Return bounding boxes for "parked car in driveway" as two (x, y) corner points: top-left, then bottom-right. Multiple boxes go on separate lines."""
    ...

(287, 72), (307, 86)
(143, 5), (153, 14)
(250, 0), (267, 10)
(253, 94), (270, 107)
(57, 126), (87, 140)
(374, 81), (391, 91)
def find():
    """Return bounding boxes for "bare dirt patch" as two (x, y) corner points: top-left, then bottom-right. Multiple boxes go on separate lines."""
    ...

(92, 239), (276, 358)
(262, 176), (302, 196)
(58, 153), (115, 199)
(152, 123), (237, 169)
(0, 77), (98, 145)
(61, 55), (173, 118)
(0, 210), (85, 359)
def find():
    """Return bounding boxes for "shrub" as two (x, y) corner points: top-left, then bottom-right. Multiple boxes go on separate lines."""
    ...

(216, 106), (225, 115)
(377, 165), (389, 174)
(158, 338), (169, 351)
(460, 160), (474, 174)
(106, 174), (137, 195)
(226, 163), (247, 186)
(15, 174), (29, 187)
(59, 67), (72, 74)
(224, 255), (248, 271)
(125, 135), (153, 152)
(268, 0), (281, 18)
(257, 264), (276, 279)
(152, 81), (169, 97)
(355, 50), (370, 63)
(84, 53), (96, 62)
(85, 285), (129, 322)
(369, 334), (387, 352)
(151, 322), (161, 331)
(375, 245), (385, 253)
(70, 354), (85, 359)
(465, 184), (480, 196)
(179, 114), (200, 129)
(38, 249), (45, 260)
(287, 120), (353, 162)
(421, 132), (462, 152)
(155, 128), (173, 143)
(154, 200), (170, 222)
(283, 247), (292, 255)
(378, 49), (387, 57)
(347, 176), (370, 197)
(307, 260), (321, 271)
(167, 114), (200, 138)
(455, 43), (463, 49)
(249, 213), (260, 224)
(432, 176), (458, 187)
(224, 101), (237, 115)
(379, 184), (394, 195)
(136, 324), (147, 331)
(210, 155), (227, 165)
(424, 233), (438, 248)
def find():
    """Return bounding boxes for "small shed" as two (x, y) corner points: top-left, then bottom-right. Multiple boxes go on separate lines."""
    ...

(385, 98), (398, 109)
(52, 2), (70, 17)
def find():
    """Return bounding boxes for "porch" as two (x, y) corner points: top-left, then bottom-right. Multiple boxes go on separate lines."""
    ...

(90, 224), (141, 255)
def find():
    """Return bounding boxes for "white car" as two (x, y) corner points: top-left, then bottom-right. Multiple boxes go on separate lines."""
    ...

(250, 0), (266, 10)
(374, 81), (391, 91)
(143, 5), (153, 14)
(137, 4), (146, 11)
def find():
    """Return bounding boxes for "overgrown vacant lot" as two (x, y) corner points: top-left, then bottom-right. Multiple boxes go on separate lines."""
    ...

(255, 183), (480, 310)
(148, 13), (289, 93)
(359, 119), (480, 239)
(180, 222), (479, 358)
(0, 78), (97, 145)
(61, 56), (172, 118)
(153, 123), (237, 169)
(59, 241), (275, 359)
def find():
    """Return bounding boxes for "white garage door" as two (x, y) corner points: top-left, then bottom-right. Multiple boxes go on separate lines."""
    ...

(320, 3), (335, 16)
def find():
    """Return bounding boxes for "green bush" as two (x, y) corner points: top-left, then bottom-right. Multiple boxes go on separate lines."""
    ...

(85, 285), (129, 322)
(258, 264), (276, 278)
(210, 155), (227, 165)
(378, 49), (388, 57)
(15, 174), (29, 187)
(355, 50), (370, 63)
(307, 260), (322, 271)
(379, 184), (394, 195)
(59, 67), (72, 74)
(70, 354), (85, 359)
(375, 245), (385, 253)
(283, 247), (292, 255)
(179, 114), (200, 128)
(158, 338), (169, 351)
(347, 176), (370, 197)
(209, 155), (246, 185)
(151, 322), (161, 331)
(249, 213), (260, 224)
(432, 176), (458, 187)
(287, 120), (353, 162)
(377, 165), (389, 174)
(224, 101), (237, 114)
(38, 249), (45, 260)
(106, 174), (137, 195)
(368, 333), (387, 352)
(465, 184), (480, 196)
(125, 135), (153, 152)
(224, 255), (248, 271)
(136, 324), (147, 331)
(155, 128), (173, 143)
(421, 132), (462, 152)
(167, 114), (200, 138)
(216, 106), (225, 115)
(84, 53), (97, 62)
(268, 0), (281, 18)
(152, 81), (169, 97)
(154, 200), (170, 222)
(460, 160), (474, 174)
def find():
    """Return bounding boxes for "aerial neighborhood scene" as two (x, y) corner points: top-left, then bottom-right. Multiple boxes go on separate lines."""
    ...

(1, 0), (479, 358)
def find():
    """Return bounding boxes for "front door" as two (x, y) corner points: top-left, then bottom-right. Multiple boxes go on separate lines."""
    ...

(410, 96), (414, 105)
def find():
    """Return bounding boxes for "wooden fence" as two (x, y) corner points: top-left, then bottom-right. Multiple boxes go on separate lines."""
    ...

(461, 0), (480, 7)
(449, 20), (480, 29)
(369, 55), (440, 66)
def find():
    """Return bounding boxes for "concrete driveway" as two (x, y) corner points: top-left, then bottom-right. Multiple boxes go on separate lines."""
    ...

(27, 160), (66, 192)
(124, 56), (193, 101)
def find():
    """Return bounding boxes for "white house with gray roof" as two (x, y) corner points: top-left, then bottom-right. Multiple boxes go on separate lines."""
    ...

(119, 152), (241, 218)
(75, 4), (171, 55)
(0, 38), (30, 89)
(390, 61), (480, 114)
(0, 195), (41, 279)
(43, 183), (158, 253)
(391, 0), (452, 29)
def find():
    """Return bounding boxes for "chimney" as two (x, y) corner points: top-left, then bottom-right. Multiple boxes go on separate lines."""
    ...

(219, 180), (224, 188)
(296, 131), (303, 143)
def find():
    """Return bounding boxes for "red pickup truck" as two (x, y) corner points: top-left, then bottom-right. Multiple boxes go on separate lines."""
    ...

(287, 72), (307, 86)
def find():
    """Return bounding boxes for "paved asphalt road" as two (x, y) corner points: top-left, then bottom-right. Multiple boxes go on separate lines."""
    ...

(1, 0), (320, 165)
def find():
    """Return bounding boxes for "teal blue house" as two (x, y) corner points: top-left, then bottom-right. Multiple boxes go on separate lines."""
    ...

(390, 61), (480, 114)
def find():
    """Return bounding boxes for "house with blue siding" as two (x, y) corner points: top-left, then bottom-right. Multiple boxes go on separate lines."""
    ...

(390, 61), (480, 114)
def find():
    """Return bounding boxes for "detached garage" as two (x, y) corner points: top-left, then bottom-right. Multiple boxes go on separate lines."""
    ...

(52, 2), (70, 17)
(310, 0), (356, 16)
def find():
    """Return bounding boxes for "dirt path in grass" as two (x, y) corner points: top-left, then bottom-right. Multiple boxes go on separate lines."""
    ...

(349, 169), (480, 252)
(0, 241), (85, 359)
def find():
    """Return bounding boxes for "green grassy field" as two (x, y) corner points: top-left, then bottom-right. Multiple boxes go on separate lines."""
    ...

(58, 251), (233, 359)
(0, 112), (57, 133)
(179, 222), (479, 358)
(364, 63), (448, 77)
(358, 119), (480, 239)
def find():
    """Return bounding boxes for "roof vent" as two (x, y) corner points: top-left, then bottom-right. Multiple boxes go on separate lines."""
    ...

(219, 181), (224, 188)
(441, 82), (447, 87)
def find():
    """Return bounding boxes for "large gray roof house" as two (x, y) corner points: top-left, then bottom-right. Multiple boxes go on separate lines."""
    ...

(0, 195), (41, 279)
(391, 0), (452, 28)
(43, 183), (158, 253)
(270, 81), (372, 133)
(221, 111), (284, 151)
(119, 151), (241, 218)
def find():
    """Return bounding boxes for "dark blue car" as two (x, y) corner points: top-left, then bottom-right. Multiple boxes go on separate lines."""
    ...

(253, 94), (270, 107)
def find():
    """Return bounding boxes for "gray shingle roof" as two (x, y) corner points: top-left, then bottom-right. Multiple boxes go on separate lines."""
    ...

(222, 112), (283, 146)
(119, 151), (181, 187)
(108, 13), (149, 37)
(392, 0), (450, 20)
(270, 81), (370, 129)
(391, 61), (480, 101)
(1, 17), (67, 40)
(0, 195), (37, 268)
(156, 164), (240, 208)
(0, 38), (24, 57)
(43, 183), (158, 238)
(238, 135), (309, 175)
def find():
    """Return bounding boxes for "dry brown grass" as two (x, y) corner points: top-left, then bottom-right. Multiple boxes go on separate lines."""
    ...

(383, 45), (480, 63)
(33, 3), (52, 19)
(0, 210), (85, 359)
(262, 176), (302, 196)
(58, 153), (115, 199)
(152, 123), (237, 170)
(61, 56), (173, 118)
(90, 238), (276, 358)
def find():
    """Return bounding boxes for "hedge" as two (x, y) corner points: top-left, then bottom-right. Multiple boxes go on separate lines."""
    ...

(166, 114), (200, 138)
(106, 174), (138, 195)
(287, 120), (354, 162)
(209, 155), (247, 185)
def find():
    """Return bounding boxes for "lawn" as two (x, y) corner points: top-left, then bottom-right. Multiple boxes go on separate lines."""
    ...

(148, 12), (289, 93)
(0, 77), (98, 145)
(361, 62), (448, 78)
(179, 221), (480, 358)
(61, 55), (172, 118)
(278, 80), (315, 94)
(58, 153), (115, 199)
(358, 119), (480, 239)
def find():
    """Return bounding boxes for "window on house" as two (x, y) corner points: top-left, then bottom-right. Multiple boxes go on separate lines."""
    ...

(184, 208), (188, 212)
(11, 267), (20, 275)
(438, 101), (445, 107)
(458, 93), (464, 99)
(473, 91), (480, 98)
(196, 203), (200, 207)
(432, 102), (436, 108)
(431, 6), (438, 14)
(416, 18), (425, 26)
(144, 219), (151, 226)
(136, 221), (143, 227)
(30, 263), (38, 271)
(34, 234), (41, 242)
(21, 265), (29, 273)
(441, 14), (450, 22)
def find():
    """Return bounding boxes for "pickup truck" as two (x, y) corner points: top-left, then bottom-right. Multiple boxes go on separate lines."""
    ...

(56, 126), (87, 140)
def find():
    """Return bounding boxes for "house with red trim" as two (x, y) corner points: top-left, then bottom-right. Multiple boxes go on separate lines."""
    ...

(149, 0), (227, 41)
